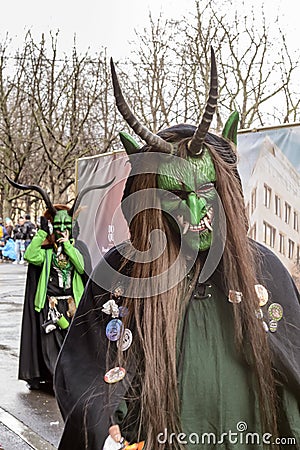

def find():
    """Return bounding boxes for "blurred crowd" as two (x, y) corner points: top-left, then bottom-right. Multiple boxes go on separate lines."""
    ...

(0, 215), (37, 264)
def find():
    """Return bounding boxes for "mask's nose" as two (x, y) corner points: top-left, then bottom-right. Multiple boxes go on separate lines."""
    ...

(186, 192), (207, 225)
(60, 222), (66, 232)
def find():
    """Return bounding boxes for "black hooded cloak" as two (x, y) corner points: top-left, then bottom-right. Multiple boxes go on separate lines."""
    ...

(18, 239), (92, 389)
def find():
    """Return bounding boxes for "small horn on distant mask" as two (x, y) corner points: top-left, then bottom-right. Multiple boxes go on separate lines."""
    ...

(6, 176), (57, 217)
(110, 58), (173, 154)
(68, 178), (116, 217)
(188, 47), (218, 156)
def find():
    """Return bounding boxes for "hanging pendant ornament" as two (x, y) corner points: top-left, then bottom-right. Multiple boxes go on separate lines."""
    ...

(262, 321), (269, 332)
(228, 290), (243, 304)
(103, 435), (125, 450)
(269, 320), (278, 333)
(104, 366), (126, 384)
(254, 284), (269, 307)
(106, 319), (124, 341)
(255, 308), (263, 320)
(57, 252), (68, 269)
(117, 328), (133, 351)
(268, 303), (283, 322)
(113, 284), (125, 299)
(118, 306), (129, 318)
(102, 299), (120, 318)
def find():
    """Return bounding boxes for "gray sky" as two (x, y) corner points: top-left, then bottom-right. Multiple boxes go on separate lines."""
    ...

(0, 0), (298, 59)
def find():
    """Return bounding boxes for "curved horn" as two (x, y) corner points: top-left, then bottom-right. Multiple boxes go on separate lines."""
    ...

(68, 177), (116, 217)
(188, 47), (218, 156)
(6, 175), (57, 216)
(110, 58), (173, 154)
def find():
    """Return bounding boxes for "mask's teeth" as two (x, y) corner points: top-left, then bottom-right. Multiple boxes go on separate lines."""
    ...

(183, 222), (190, 235)
(204, 216), (213, 231)
(177, 215), (184, 226)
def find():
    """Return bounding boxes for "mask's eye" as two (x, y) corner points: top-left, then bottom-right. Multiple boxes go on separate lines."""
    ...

(161, 190), (189, 201)
(53, 222), (72, 229)
(195, 182), (215, 196)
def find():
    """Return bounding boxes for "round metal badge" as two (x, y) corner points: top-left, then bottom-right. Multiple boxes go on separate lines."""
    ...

(228, 290), (243, 304)
(269, 320), (278, 333)
(268, 303), (283, 322)
(117, 328), (133, 351)
(254, 284), (269, 307)
(104, 367), (126, 384)
(106, 319), (123, 341)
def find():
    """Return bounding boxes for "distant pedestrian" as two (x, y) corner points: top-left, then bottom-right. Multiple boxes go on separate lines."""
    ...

(2, 236), (17, 261)
(0, 217), (8, 262)
(4, 217), (13, 237)
(12, 217), (26, 264)
(5, 175), (110, 394)
(24, 214), (37, 249)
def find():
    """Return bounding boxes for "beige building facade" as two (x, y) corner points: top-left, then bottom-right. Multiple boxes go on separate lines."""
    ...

(245, 136), (300, 279)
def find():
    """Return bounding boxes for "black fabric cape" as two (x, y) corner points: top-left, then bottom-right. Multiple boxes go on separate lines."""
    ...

(18, 239), (92, 384)
(54, 242), (300, 450)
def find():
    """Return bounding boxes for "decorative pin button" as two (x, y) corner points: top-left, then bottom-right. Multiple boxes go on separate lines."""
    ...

(268, 303), (283, 322)
(255, 308), (263, 320)
(102, 300), (119, 318)
(228, 290), (243, 304)
(106, 319), (123, 341)
(255, 284), (269, 306)
(117, 328), (133, 351)
(104, 367), (126, 384)
(269, 320), (278, 333)
(119, 306), (129, 318)
(262, 321), (269, 332)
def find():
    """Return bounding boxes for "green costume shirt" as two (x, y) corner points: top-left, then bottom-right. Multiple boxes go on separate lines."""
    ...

(176, 281), (300, 449)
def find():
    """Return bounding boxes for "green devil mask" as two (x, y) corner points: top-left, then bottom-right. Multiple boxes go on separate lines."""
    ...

(119, 118), (239, 252)
(53, 210), (73, 240)
(157, 149), (216, 251)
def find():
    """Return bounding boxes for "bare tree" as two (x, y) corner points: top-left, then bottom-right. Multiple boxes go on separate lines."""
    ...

(126, 0), (299, 131)
(0, 32), (119, 218)
(0, 2), (299, 218)
(0, 35), (44, 219)
(115, 13), (187, 135)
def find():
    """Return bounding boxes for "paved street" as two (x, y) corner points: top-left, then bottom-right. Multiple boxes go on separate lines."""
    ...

(0, 262), (64, 450)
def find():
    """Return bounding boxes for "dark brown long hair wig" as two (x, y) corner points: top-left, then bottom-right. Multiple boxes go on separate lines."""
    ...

(111, 128), (278, 449)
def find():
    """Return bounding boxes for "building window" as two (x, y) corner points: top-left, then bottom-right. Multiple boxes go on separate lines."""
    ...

(263, 221), (276, 248)
(279, 233), (285, 255)
(293, 211), (299, 232)
(297, 245), (300, 265)
(249, 223), (257, 240)
(246, 203), (250, 221)
(288, 239), (295, 259)
(251, 188), (257, 214)
(275, 195), (281, 217)
(264, 184), (271, 208)
(284, 202), (291, 224)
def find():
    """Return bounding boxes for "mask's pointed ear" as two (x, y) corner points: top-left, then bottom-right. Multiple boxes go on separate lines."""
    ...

(119, 131), (140, 155)
(222, 111), (239, 145)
